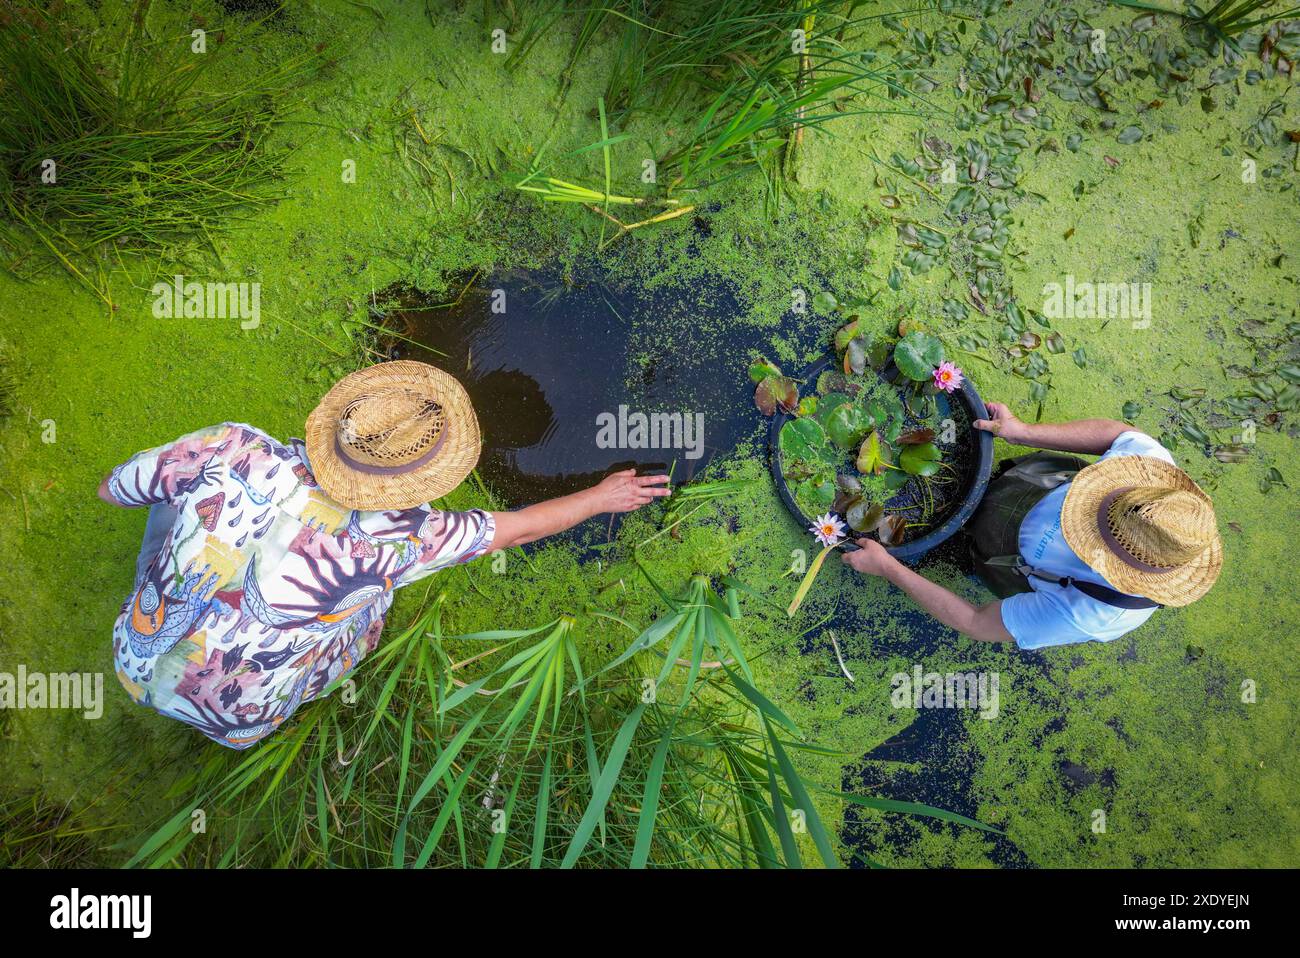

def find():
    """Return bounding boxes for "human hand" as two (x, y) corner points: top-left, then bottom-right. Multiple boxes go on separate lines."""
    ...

(840, 538), (897, 577)
(588, 469), (671, 513)
(973, 402), (1024, 443)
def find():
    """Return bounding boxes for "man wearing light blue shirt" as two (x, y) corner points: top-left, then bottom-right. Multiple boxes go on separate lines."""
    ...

(842, 403), (1223, 649)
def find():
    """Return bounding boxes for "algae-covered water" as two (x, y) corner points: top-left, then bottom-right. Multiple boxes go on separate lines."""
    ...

(1, 0), (1297, 868)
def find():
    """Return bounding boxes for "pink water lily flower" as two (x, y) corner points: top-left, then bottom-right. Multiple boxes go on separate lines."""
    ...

(933, 361), (964, 393)
(810, 512), (846, 548)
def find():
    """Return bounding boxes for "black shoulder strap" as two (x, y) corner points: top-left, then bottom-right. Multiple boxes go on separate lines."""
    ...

(1015, 560), (1162, 610)
(1068, 578), (1162, 610)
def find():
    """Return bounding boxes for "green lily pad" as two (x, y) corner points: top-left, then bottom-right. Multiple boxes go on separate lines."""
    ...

(894, 331), (945, 381)
(826, 401), (874, 450)
(779, 417), (827, 463)
(847, 500), (884, 533)
(899, 441), (943, 476)
(856, 431), (892, 475)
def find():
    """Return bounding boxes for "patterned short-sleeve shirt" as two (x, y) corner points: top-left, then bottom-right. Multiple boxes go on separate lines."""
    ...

(107, 423), (494, 749)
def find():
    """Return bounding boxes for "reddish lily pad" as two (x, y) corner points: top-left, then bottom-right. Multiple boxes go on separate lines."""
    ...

(756, 375), (799, 416)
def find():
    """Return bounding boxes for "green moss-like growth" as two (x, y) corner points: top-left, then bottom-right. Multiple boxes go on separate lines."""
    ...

(1, 0), (1297, 868)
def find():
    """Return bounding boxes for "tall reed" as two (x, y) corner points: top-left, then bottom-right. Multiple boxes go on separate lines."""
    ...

(126, 573), (995, 868)
(0, 0), (327, 306)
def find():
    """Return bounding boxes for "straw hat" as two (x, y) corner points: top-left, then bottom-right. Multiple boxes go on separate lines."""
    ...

(305, 361), (481, 510)
(1060, 455), (1222, 607)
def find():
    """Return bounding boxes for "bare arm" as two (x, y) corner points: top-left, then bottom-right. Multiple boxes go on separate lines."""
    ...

(974, 402), (1130, 456)
(842, 540), (1013, 643)
(488, 469), (670, 552)
(98, 472), (118, 505)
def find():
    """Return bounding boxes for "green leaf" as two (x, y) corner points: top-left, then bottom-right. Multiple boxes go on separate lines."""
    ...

(813, 290), (838, 313)
(560, 702), (649, 868)
(630, 718), (676, 869)
(765, 720), (840, 868)
(856, 430), (891, 474)
(780, 416), (827, 462)
(946, 185), (975, 216)
(814, 391), (851, 425)
(826, 402), (873, 449)
(825, 790), (1004, 834)
(899, 441), (943, 476)
(748, 358), (782, 383)
(833, 320), (860, 352)
(894, 331), (945, 381)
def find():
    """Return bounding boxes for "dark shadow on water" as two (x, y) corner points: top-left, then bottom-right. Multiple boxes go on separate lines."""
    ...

(843, 705), (1033, 869)
(380, 265), (811, 508)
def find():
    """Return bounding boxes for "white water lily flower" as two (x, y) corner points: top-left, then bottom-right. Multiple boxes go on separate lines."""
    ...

(810, 512), (846, 548)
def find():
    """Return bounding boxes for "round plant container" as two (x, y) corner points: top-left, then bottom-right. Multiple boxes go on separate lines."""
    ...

(769, 353), (994, 562)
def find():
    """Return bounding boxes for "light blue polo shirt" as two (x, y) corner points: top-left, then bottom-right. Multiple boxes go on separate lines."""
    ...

(999, 432), (1175, 650)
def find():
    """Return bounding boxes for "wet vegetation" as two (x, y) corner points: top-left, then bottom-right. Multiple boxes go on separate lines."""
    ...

(1, 0), (1297, 868)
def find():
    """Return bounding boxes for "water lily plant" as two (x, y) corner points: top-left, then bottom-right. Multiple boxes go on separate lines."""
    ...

(788, 514), (846, 617)
(755, 313), (972, 578)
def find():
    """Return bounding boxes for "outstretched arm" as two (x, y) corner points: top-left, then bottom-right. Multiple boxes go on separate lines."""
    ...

(488, 469), (670, 552)
(98, 472), (118, 505)
(842, 540), (1013, 643)
(974, 402), (1130, 456)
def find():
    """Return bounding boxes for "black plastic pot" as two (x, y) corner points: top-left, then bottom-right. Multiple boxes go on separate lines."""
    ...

(768, 354), (994, 562)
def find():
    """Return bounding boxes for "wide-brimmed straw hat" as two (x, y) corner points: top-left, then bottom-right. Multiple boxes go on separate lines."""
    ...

(305, 361), (481, 510)
(1061, 455), (1222, 607)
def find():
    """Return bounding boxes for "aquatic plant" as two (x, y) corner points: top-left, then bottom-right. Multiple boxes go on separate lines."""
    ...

(932, 361), (964, 394)
(0, 1), (328, 307)
(0, 339), (16, 417)
(510, 1), (927, 233)
(759, 317), (972, 553)
(515, 98), (696, 250)
(787, 517), (845, 617)
(1111, 0), (1300, 38)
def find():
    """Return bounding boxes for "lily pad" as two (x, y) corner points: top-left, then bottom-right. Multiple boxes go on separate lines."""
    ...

(748, 358), (782, 383)
(813, 290), (839, 314)
(826, 401), (874, 449)
(894, 331), (945, 381)
(833, 319), (861, 352)
(847, 500), (884, 533)
(856, 430), (892, 475)
(875, 513), (907, 546)
(898, 427), (936, 445)
(899, 441), (943, 477)
(797, 478), (836, 509)
(755, 375), (798, 416)
(779, 417), (827, 463)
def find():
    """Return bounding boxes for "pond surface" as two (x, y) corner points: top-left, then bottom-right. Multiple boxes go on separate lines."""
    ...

(380, 266), (792, 506)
